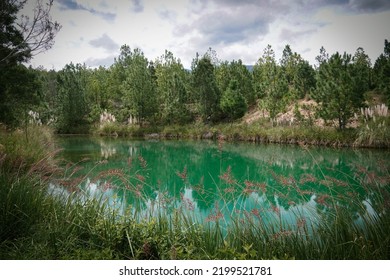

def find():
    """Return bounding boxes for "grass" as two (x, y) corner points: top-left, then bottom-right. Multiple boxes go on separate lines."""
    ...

(1, 125), (390, 259)
(354, 116), (390, 148)
(95, 121), (364, 148)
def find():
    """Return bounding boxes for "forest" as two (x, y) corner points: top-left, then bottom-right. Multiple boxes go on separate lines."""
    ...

(2, 40), (390, 143)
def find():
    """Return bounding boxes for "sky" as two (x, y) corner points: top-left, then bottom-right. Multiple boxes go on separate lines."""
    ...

(22, 0), (390, 70)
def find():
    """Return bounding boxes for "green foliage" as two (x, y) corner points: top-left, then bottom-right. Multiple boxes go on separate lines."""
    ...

(0, 125), (56, 177)
(313, 51), (366, 129)
(253, 45), (289, 119)
(0, 0), (60, 127)
(85, 66), (112, 123)
(373, 39), (390, 105)
(0, 126), (58, 242)
(192, 55), (221, 123)
(352, 47), (371, 93)
(55, 63), (90, 133)
(0, 27), (388, 142)
(0, 65), (41, 127)
(296, 60), (316, 98)
(220, 80), (247, 121)
(119, 47), (157, 125)
(0, 0), (60, 67)
(0, 0), (30, 66)
(216, 59), (255, 106)
(35, 69), (58, 125)
(0, 170), (48, 241)
(155, 50), (191, 124)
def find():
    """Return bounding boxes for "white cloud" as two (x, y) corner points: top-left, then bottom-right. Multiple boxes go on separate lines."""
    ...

(25, 0), (390, 70)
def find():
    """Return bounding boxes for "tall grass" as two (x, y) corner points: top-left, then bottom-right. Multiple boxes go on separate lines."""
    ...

(1, 125), (389, 259)
(95, 122), (361, 147)
(354, 116), (390, 147)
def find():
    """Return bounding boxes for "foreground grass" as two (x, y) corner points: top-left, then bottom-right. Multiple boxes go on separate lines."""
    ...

(1, 125), (390, 259)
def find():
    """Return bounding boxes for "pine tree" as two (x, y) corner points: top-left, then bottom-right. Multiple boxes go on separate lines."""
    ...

(119, 47), (157, 125)
(192, 56), (220, 122)
(313, 52), (365, 129)
(373, 39), (390, 105)
(220, 79), (247, 121)
(56, 63), (89, 133)
(253, 45), (288, 120)
(155, 50), (190, 124)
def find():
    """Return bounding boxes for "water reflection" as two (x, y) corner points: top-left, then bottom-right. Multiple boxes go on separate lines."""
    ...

(100, 140), (117, 159)
(56, 137), (390, 228)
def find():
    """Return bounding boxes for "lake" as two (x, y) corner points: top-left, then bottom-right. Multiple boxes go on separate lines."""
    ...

(54, 136), (390, 231)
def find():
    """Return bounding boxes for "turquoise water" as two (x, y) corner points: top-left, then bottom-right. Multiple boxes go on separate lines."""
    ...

(55, 136), (390, 228)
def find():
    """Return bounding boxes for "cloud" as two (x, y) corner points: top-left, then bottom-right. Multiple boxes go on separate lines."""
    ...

(159, 8), (177, 22)
(299, 0), (390, 13)
(279, 28), (317, 43)
(85, 55), (116, 68)
(57, 0), (83, 10)
(348, 0), (390, 12)
(58, 0), (116, 21)
(131, 0), (144, 13)
(89, 34), (119, 52)
(196, 11), (270, 45)
(175, 0), (289, 49)
(29, 0), (390, 71)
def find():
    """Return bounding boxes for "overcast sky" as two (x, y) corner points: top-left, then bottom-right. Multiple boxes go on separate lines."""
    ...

(23, 0), (390, 70)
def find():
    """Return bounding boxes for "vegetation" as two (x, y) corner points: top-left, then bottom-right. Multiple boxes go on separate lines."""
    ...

(0, 0), (389, 260)
(313, 49), (369, 129)
(1, 126), (390, 259)
(220, 80), (247, 121)
(354, 104), (390, 147)
(93, 121), (358, 148)
(0, 0), (60, 127)
(2, 36), (389, 145)
(1, 1), (388, 139)
(373, 39), (390, 105)
(253, 44), (289, 120)
(1, 2), (388, 142)
(55, 63), (89, 133)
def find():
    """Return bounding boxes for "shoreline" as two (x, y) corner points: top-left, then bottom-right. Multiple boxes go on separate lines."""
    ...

(89, 123), (389, 149)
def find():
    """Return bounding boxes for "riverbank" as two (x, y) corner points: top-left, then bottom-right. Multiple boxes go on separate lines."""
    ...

(1, 126), (390, 259)
(95, 120), (390, 148)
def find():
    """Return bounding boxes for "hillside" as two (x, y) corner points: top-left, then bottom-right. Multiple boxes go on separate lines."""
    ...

(242, 93), (388, 129)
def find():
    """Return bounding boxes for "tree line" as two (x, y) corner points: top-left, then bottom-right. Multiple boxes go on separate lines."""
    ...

(1, 2), (389, 132)
(6, 41), (390, 132)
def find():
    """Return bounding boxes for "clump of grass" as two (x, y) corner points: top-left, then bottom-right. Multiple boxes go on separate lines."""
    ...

(0, 125), (57, 172)
(96, 122), (165, 138)
(0, 125), (61, 248)
(354, 104), (390, 147)
(96, 122), (131, 137)
(355, 116), (390, 147)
